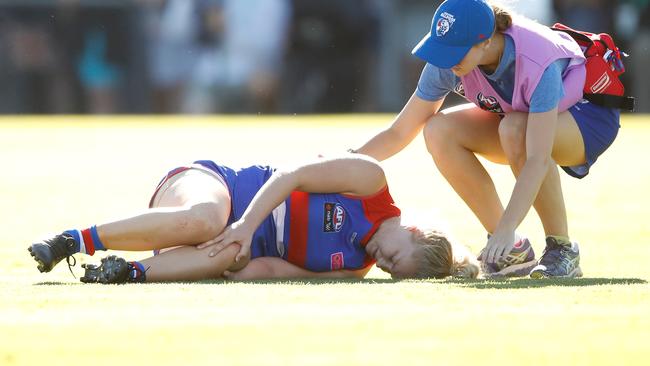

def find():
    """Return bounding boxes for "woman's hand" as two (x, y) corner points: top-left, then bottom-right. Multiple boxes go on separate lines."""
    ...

(196, 220), (254, 262)
(481, 230), (516, 266)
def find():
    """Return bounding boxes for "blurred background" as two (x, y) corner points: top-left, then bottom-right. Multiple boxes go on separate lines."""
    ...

(0, 0), (647, 115)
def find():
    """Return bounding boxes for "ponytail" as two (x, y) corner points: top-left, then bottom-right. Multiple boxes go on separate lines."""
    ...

(489, 1), (513, 32)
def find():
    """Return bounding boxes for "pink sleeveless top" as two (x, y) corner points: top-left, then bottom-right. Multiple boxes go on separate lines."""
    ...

(459, 18), (586, 113)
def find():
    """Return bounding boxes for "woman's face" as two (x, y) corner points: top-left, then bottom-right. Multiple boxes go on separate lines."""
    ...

(451, 39), (490, 77)
(366, 227), (419, 279)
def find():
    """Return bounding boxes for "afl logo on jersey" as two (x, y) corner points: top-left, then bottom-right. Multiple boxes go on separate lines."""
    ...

(477, 92), (504, 114)
(323, 202), (346, 232)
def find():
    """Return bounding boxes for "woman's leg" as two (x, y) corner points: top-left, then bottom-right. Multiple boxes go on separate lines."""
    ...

(96, 168), (231, 251)
(498, 111), (585, 237)
(80, 169), (246, 283)
(423, 103), (506, 233)
(137, 243), (241, 282)
(30, 167), (233, 273)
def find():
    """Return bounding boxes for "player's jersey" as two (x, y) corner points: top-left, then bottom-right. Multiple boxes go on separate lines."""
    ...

(185, 160), (401, 272)
(281, 187), (401, 271)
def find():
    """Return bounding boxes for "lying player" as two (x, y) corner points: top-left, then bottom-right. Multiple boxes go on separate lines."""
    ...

(28, 154), (481, 283)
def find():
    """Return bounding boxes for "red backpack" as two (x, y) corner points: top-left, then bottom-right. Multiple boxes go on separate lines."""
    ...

(551, 23), (635, 111)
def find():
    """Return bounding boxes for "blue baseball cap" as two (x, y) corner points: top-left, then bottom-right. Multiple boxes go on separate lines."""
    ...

(412, 0), (496, 69)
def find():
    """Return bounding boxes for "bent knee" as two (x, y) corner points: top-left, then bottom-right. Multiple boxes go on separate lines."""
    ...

(175, 202), (227, 242)
(498, 113), (527, 156)
(423, 116), (458, 156)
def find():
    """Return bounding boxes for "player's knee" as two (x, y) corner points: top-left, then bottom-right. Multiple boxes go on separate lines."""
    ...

(178, 202), (224, 242)
(498, 113), (527, 160)
(423, 116), (456, 157)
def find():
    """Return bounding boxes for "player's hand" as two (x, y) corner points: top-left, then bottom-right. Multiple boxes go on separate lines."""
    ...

(196, 220), (253, 262)
(481, 230), (516, 266)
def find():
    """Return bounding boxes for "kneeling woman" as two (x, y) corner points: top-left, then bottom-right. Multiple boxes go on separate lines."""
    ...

(28, 155), (479, 283)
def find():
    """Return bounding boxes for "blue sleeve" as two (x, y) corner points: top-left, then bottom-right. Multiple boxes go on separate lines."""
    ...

(415, 63), (459, 102)
(529, 59), (569, 113)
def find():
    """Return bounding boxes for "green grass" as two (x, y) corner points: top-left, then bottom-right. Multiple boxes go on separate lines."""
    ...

(1, 115), (649, 365)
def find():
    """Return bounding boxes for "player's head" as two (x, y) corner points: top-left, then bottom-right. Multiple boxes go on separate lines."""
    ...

(411, 228), (479, 279)
(412, 0), (513, 74)
(367, 225), (478, 279)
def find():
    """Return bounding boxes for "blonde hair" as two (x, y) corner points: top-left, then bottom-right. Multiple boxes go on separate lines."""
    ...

(412, 229), (479, 279)
(487, 1), (514, 32)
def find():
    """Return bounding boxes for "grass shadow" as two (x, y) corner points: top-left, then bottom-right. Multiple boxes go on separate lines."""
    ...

(194, 278), (401, 285)
(33, 281), (82, 286)
(443, 277), (647, 289)
(196, 277), (648, 288)
(32, 278), (648, 288)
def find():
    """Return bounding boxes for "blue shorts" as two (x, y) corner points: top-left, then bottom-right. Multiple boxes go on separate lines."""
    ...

(563, 100), (620, 179)
(149, 161), (281, 258)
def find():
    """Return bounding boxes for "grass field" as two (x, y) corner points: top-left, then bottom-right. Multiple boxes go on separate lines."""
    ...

(1, 115), (649, 366)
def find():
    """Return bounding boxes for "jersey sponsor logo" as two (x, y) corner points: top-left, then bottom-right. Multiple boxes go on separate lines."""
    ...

(454, 82), (465, 97)
(436, 12), (456, 37)
(331, 252), (344, 270)
(477, 92), (504, 114)
(323, 203), (346, 232)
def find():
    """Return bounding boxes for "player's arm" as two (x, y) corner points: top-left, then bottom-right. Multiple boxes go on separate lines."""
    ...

(198, 155), (387, 260)
(240, 154), (385, 230)
(224, 257), (371, 280)
(353, 93), (444, 161)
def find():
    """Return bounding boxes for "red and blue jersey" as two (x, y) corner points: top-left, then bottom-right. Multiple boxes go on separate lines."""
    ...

(186, 160), (401, 272)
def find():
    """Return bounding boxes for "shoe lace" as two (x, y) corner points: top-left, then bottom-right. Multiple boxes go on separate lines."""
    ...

(539, 241), (563, 267)
(540, 239), (575, 273)
(48, 236), (77, 278)
(65, 256), (77, 278)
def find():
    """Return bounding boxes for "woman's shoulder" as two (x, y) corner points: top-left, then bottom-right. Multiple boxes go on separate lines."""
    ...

(421, 62), (458, 83)
(417, 63), (460, 101)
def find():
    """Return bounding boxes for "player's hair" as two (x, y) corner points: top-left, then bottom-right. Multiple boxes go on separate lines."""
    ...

(488, 1), (514, 32)
(412, 229), (479, 279)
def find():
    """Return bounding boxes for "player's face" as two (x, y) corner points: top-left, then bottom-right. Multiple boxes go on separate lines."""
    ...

(366, 227), (419, 279)
(451, 39), (490, 77)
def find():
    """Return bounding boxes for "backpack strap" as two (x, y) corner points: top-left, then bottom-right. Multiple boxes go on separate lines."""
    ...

(584, 94), (635, 111)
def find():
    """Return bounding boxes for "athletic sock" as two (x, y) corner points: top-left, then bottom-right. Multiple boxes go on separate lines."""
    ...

(128, 261), (147, 282)
(547, 235), (572, 247)
(64, 225), (107, 255)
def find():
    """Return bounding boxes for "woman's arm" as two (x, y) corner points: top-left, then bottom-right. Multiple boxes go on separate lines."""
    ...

(238, 155), (386, 234)
(225, 257), (372, 280)
(198, 155), (388, 260)
(353, 93), (444, 161)
(484, 108), (559, 264)
(500, 109), (558, 229)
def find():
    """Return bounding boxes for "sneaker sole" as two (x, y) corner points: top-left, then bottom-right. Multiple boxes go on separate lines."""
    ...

(486, 260), (538, 278)
(495, 259), (537, 277)
(530, 266), (583, 279)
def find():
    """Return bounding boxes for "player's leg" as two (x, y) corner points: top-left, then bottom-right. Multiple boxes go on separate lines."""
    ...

(29, 168), (231, 273)
(422, 103), (506, 234)
(80, 243), (246, 284)
(97, 168), (231, 251)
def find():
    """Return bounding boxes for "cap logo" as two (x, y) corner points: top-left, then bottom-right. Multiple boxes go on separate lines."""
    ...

(436, 12), (456, 37)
